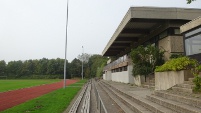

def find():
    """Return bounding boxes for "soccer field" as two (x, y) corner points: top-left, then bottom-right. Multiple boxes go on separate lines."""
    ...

(0, 79), (61, 92)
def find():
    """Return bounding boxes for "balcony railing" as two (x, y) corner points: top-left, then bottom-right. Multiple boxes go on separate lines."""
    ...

(103, 55), (132, 71)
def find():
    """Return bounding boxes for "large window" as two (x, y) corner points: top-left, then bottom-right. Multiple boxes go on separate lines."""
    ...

(185, 34), (201, 56)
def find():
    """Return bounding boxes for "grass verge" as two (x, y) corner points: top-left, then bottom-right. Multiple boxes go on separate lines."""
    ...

(0, 79), (61, 92)
(1, 79), (87, 113)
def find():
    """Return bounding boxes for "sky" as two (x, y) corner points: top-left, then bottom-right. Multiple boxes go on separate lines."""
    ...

(0, 0), (201, 63)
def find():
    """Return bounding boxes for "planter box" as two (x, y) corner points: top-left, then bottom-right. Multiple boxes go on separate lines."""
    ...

(155, 70), (193, 90)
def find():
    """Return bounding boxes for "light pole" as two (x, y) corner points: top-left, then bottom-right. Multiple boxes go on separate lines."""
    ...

(82, 46), (84, 80)
(64, 0), (69, 89)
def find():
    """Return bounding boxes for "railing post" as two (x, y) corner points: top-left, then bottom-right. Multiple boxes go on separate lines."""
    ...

(99, 100), (101, 113)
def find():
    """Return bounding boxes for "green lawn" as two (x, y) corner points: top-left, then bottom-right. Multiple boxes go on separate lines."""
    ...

(1, 80), (87, 113)
(0, 79), (61, 92)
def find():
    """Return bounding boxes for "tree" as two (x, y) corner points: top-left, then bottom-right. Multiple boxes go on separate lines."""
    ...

(77, 53), (91, 63)
(0, 60), (6, 76)
(69, 58), (82, 78)
(130, 45), (164, 82)
(7, 60), (23, 78)
(88, 54), (108, 77)
(187, 0), (196, 4)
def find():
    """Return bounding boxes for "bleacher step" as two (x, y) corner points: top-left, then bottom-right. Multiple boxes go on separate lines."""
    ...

(147, 95), (201, 113)
(101, 81), (175, 113)
(154, 91), (201, 109)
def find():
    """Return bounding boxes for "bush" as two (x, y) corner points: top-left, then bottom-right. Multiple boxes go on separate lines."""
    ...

(155, 57), (198, 72)
(192, 65), (201, 92)
(170, 53), (184, 59)
(130, 45), (164, 81)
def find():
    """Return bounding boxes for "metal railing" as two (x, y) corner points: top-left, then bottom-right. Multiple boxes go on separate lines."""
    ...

(81, 81), (91, 113)
(93, 80), (107, 113)
(69, 82), (88, 113)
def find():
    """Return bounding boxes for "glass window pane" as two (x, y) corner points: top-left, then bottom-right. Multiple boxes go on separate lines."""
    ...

(185, 34), (201, 56)
(185, 27), (201, 37)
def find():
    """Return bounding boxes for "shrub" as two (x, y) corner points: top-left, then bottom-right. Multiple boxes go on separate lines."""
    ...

(170, 53), (184, 59)
(155, 57), (198, 72)
(192, 64), (201, 92)
(130, 45), (164, 81)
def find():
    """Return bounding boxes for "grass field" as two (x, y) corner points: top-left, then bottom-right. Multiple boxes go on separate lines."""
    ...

(1, 79), (87, 113)
(0, 79), (61, 92)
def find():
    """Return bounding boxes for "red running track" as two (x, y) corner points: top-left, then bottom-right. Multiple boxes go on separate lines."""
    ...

(0, 79), (78, 111)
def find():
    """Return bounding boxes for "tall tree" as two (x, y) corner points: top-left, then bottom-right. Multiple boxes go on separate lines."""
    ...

(77, 53), (91, 63)
(69, 58), (82, 78)
(88, 54), (108, 77)
(0, 60), (6, 76)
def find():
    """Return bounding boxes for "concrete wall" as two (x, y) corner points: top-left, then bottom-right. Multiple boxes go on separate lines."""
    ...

(103, 65), (135, 84)
(170, 36), (184, 53)
(133, 75), (145, 86)
(159, 36), (184, 61)
(103, 74), (106, 80)
(105, 71), (112, 81)
(128, 65), (134, 84)
(155, 70), (193, 90)
(181, 16), (201, 33)
(111, 71), (129, 83)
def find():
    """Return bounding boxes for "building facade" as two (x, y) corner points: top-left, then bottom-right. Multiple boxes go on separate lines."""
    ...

(180, 16), (201, 62)
(102, 7), (201, 85)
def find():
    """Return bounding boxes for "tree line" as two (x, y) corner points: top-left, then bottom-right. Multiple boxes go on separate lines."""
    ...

(0, 54), (108, 79)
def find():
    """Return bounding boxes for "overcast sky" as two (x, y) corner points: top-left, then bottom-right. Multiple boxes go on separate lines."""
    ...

(0, 0), (201, 63)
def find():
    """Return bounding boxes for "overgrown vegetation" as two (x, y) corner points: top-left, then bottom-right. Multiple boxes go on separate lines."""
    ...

(170, 53), (184, 59)
(192, 65), (201, 92)
(1, 80), (87, 113)
(130, 45), (164, 81)
(155, 57), (198, 72)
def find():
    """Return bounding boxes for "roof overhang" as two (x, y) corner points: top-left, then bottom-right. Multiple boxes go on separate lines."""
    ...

(102, 7), (201, 56)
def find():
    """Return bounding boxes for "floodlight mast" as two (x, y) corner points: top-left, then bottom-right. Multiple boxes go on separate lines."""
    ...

(82, 46), (84, 80)
(64, 0), (69, 89)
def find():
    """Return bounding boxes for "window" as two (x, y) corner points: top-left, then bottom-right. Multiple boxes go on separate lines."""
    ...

(159, 31), (168, 39)
(174, 29), (180, 34)
(185, 27), (201, 38)
(185, 34), (201, 56)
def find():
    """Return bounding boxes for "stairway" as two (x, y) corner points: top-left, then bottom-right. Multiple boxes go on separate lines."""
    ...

(142, 78), (155, 89)
(171, 78), (195, 93)
(100, 78), (201, 113)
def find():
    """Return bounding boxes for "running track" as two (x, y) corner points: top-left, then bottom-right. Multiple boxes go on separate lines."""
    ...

(0, 79), (78, 111)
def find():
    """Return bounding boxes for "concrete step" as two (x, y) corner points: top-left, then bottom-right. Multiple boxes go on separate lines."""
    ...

(147, 95), (201, 113)
(142, 84), (155, 89)
(149, 79), (155, 83)
(189, 78), (194, 82)
(176, 83), (195, 89)
(154, 91), (201, 109)
(172, 86), (193, 93)
(101, 81), (175, 113)
(96, 82), (131, 113)
(184, 81), (194, 85)
(143, 82), (155, 86)
(99, 82), (152, 113)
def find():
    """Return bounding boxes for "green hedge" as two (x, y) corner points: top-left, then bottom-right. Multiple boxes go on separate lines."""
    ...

(155, 57), (198, 72)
